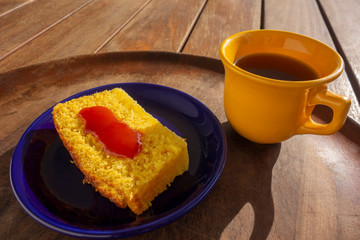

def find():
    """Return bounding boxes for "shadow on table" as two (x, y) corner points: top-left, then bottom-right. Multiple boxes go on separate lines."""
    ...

(133, 121), (281, 240)
(183, 121), (281, 239)
(214, 121), (281, 239)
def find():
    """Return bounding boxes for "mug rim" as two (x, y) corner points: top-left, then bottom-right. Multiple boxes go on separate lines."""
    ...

(219, 29), (344, 87)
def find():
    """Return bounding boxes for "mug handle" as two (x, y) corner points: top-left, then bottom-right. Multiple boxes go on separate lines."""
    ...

(296, 87), (351, 135)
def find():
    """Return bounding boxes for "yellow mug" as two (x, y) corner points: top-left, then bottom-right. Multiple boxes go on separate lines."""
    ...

(219, 30), (351, 143)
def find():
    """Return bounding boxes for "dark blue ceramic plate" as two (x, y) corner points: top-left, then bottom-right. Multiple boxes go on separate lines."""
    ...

(10, 83), (227, 239)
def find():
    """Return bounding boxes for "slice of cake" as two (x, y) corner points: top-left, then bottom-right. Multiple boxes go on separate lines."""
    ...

(52, 88), (189, 214)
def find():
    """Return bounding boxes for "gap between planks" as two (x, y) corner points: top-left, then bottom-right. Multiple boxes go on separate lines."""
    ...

(176, 0), (208, 53)
(260, 0), (265, 29)
(316, 0), (360, 104)
(93, 0), (152, 53)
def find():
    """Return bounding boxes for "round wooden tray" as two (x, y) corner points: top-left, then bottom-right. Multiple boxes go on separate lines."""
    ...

(1, 51), (359, 239)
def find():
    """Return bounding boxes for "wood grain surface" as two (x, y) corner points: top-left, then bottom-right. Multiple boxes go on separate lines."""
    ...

(98, 0), (207, 53)
(182, 0), (262, 58)
(318, 0), (360, 102)
(0, 0), (30, 17)
(0, 0), (92, 59)
(0, 0), (149, 72)
(1, 52), (359, 240)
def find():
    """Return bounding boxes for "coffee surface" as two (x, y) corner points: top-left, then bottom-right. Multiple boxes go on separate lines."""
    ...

(234, 53), (318, 81)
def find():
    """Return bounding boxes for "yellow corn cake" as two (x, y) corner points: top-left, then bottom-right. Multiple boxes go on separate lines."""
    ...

(52, 88), (189, 214)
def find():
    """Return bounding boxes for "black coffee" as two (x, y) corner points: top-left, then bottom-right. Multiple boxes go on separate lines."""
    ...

(234, 53), (318, 81)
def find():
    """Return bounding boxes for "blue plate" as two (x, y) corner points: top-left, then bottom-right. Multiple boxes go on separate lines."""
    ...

(10, 83), (227, 239)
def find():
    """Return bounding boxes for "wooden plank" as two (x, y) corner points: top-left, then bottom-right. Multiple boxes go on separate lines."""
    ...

(97, 0), (206, 53)
(0, 0), (92, 59)
(182, 0), (262, 58)
(318, 0), (360, 108)
(0, 0), (30, 16)
(0, 0), (149, 73)
(263, 0), (360, 123)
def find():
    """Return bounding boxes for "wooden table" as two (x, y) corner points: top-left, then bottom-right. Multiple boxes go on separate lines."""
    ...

(1, 0), (359, 239)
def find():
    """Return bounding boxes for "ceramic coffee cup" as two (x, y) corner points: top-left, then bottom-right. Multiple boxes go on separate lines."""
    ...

(219, 29), (351, 143)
